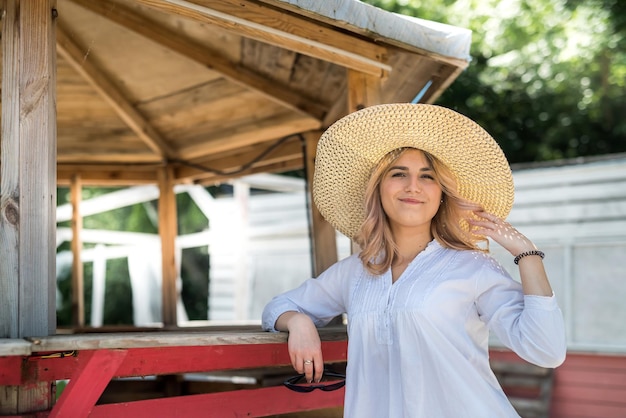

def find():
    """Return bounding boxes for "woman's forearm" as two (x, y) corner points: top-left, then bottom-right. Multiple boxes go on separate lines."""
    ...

(517, 256), (553, 296)
(274, 311), (309, 332)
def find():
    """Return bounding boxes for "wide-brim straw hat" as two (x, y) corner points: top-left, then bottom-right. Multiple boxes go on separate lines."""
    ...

(313, 103), (514, 239)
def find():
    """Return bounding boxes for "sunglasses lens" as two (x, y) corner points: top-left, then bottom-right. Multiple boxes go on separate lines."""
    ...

(283, 370), (346, 393)
(319, 381), (346, 391)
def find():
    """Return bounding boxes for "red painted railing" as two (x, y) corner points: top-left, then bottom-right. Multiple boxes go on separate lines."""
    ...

(0, 327), (348, 417)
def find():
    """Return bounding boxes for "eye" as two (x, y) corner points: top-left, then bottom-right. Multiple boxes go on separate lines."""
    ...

(390, 171), (406, 177)
(420, 173), (435, 180)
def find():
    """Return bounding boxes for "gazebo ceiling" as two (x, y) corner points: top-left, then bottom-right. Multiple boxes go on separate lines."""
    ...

(1, 0), (472, 186)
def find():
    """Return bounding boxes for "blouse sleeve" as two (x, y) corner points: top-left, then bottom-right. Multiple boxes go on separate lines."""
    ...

(475, 257), (567, 368)
(261, 255), (355, 332)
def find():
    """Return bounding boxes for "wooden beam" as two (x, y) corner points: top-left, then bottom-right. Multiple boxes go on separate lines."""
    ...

(57, 151), (163, 164)
(67, 0), (328, 121)
(134, 0), (390, 77)
(55, 23), (175, 159)
(303, 131), (337, 276)
(57, 164), (160, 186)
(178, 112), (319, 160)
(158, 166), (178, 327)
(71, 175), (85, 327)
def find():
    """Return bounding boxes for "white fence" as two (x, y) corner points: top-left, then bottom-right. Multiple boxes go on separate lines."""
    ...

(490, 154), (626, 353)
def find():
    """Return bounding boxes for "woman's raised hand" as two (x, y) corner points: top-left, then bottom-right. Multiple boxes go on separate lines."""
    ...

(468, 211), (537, 257)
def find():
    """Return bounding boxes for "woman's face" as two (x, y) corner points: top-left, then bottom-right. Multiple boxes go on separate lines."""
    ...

(379, 149), (443, 234)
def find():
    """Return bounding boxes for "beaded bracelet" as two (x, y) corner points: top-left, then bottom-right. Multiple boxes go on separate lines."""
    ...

(513, 250), (545, 265)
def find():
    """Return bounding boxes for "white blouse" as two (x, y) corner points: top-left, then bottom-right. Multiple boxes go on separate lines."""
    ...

(262, 240), (566, 418)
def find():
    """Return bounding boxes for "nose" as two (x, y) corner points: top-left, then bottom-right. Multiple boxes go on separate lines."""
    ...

(404, 176), (422, 192)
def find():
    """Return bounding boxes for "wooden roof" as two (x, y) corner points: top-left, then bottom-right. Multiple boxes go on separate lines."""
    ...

(3, 0), (472, 186)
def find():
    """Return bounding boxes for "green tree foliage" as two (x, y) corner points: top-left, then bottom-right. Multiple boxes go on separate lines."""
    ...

(363, 0), (626, 163)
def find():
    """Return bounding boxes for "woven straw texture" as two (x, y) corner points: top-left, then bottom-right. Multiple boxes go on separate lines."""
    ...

(313, 103), (514, 239)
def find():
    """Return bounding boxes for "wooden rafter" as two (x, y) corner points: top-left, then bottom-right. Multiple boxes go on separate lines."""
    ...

(67, 0), (328, 121)
(56, 23), (176, 159)
(134, 0), (390, 77)
(178, 112), (320, 160)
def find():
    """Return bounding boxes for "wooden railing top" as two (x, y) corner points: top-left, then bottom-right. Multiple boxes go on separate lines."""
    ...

(0, 325), (348, 356)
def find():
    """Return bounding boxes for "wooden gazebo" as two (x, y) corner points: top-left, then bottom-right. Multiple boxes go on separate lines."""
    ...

(0, 0), (471, 415)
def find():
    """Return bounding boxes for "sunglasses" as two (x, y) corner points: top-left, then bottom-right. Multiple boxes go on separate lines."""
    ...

(283, 370), (346, 393)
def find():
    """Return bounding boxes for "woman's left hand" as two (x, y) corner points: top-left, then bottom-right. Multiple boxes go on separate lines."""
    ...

(467, 211), (536, 257)
(469, 211), (553, 296)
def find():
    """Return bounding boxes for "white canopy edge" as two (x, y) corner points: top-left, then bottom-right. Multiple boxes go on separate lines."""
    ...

(272, 0), (472, 61)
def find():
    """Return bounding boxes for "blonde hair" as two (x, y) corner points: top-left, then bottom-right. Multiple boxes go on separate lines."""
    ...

(354, 148), (485, 276)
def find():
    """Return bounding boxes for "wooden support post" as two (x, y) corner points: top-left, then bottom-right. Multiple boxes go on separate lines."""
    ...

(158, 166), (178, 326)
(71, 174), (85, 327)
(303, 131), (338, 277)
(0, 0), (57, 338)
(0, 0), (58, 413)
(347, 69), (382, 254)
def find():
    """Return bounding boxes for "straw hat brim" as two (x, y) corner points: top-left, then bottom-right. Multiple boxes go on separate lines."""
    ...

(312, 103), (514, 239)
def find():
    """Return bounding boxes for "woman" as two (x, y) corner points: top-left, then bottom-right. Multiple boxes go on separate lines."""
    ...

(262, 104), (566, 417)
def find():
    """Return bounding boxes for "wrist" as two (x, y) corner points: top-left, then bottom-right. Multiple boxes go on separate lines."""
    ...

(286, 312), (313, 330)
(514, 250), (545, 265)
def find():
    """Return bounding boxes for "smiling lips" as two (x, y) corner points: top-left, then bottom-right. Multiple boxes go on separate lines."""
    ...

(399, 197), (424, 204)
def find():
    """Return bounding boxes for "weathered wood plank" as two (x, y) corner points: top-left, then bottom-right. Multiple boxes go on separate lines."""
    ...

(0, 0), (57, 339)
(0, 339), (32, 356)
(0, 0), (22, 340)
(25, 326), (347, 351)
(0, 2), (57, 413)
